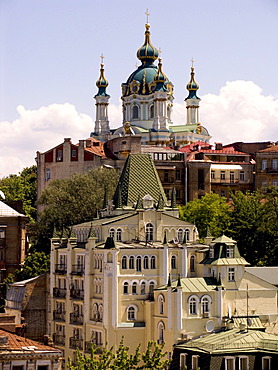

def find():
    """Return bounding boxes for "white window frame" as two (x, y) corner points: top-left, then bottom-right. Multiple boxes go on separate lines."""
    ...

(127, 305), (138, 321)
(189, 296), (198, 315)
(262, 159), (267, 170)
(146, 223), (154, 242)
(177, 228), (183, 243)
(228, 267), (235, 281)
(238, 356), (248, 370)
(225, 357), (235, 370)
(158, 294), (165, 314)
(192, 355), (199, 370)
(116, 228), (122, 241)
(262, 356), (271, 370)
(226, 247), (234, 258)
(122, 255), (127, 269)
(171, 255), (177, 269)
(109, 228), (115, 238)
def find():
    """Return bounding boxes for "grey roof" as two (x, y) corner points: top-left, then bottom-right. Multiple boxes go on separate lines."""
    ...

(0, 201), (26, 217)
(246, 267), (278, 286)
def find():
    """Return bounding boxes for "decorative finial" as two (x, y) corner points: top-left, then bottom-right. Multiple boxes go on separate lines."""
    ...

(100, 54), (104, 65)
(191, 57), (195, 68)
(135, 62), (138, 68)
(145, 8), (150, 23)
(158, 47), (162, 58)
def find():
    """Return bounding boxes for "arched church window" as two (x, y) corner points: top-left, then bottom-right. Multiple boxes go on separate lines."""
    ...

(149, 105), (154, 119)
(122, 256), (127, 269)
(129, 256), (134, 269)
(146, 223), (154, 242)
(177, 228), (183, 243)
(132, 105), (139, 119)
(158, 321), (165, 344)
(190, 255), (196, 272)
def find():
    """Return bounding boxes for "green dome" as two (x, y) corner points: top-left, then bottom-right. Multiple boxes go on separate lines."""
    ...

(137, 23), (159, 62)
(185, 67), (200, 100)
(95, 63), (109, 97)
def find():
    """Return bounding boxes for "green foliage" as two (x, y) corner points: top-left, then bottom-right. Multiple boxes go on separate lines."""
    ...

(179, 192), (231, 238)
(15, 251), (50, 281)
(0, 165), (37, 221)
(67, 340), (170, 370)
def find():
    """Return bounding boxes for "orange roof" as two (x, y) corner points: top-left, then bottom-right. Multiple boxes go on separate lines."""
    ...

(81, 137), (106, 157)
(0, 329), (60, 352)
(259, 145), (278, 153)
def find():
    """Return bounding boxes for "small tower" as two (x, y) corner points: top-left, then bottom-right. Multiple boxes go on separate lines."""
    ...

(185, 61), (200, 125)
(153, 58), (169, 131)
(94, 56), (110, 135)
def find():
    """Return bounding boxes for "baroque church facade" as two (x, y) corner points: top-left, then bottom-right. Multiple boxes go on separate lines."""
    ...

(91, 20), (211, 146)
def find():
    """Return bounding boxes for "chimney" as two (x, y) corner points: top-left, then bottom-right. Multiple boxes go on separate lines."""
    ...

(0, 336), (8, 348)
(215, 142), (223, 150)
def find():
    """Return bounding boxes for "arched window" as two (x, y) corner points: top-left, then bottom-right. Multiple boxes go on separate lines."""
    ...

(185, 229), (190, 242)
(143, 256), (149, 269)
(109, 228), (115, 238)
(116, 228), (122, 242)
(132, 105), (139, 119)
(93, 303), (98, 320)
(129, 256), (134, 269)
(122, 256), (127, 269)
(123, 282), (129, 294)
(158, 321), (165, 344)
(149, 281), (155, 293)
(158, 295), (165, 314)
(177, 228), (183, 243)
(149, 105), (154, 119)
(132, 282), (137, 295)
(127, 306), (137, 321)
(189, 296), (197, 315)
(140, 282), (146, 294)
(171, 255), (177, 269)
(146, 223), (154, 242)
(99, 304), (103, 321)
(136, 256), (142, 272)
(150, 255), (156, 269)
(201, 297), (211, 315)
(190, 255), (196, 272)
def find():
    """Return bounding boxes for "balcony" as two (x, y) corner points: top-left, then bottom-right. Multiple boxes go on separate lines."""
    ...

(53, 333), (65, 346)
(70, 289), (84, 300)
(55, 264), (67, 274)
(69, 337), (83, 350)
(70, 313), (84, 325)
(53, 310), (66, 321)
(53, 287), (67, 298)
(85, 341), (103, 354)
(71, 264), (84, 276)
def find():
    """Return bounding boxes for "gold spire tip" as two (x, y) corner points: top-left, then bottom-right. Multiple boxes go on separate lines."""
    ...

(145, 8), (150, 23)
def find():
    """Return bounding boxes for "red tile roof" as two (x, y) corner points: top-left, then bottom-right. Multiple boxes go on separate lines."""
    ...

(259, 145), (278, 152)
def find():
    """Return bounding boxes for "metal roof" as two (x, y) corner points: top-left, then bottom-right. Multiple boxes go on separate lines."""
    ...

(0, 201), (26, 217)
(246, 267), (278, 286)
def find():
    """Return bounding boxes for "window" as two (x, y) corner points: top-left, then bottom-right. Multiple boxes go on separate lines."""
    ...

(127, 306), (137, 321)
(201, 297), (210, 315)
(136, 256), (142, 272)
(116, 228), (122, 241)
(171, 255), (177, 269)
(143, 256), (149, 269)
(140, 282), (146, 294)
(180, 354), (187, 369)
(158, 321), (165, 343)
(211, 170), (215, 180)
(164, 170), (169, 182)
(132, 105), (139, 119)
(221, 190), (226, 197)
(185, 229), (190, 242)
(272, 159), (278, 170)
(122, 256), (127, 269)
(149, 105), (154, 119)
(192, 355), (199, 370)
(0, 228), (5, 239)
(209, 248), (214, 258)
(230, 171), (235, 183)
(272, 179), (278, 186)
(72, 149), (77, 158)
(220, 171), (226, 180)
(238, 356), (248, 370)
(129, 256), (134, 269)
(226, 247), (234, 258)
(109, 228), (115, 238)
(150, 256), (156, 269)
(123, 282), (129, 294)
(57, 149), (63, 161)
(225, 357), (235, 370)
(240, 171), (245, 181)
(146, 223), (154, 242)
(189, 297), (197, 315)
(132, 282), (137, 294)
(262, 160), (267, 170)
(176, 169), (181, 181)
(190, 255), (196, 272)
(262, 356), (271, 370)
(45, 168), (51, 181)
(177, 229), (183, 243)
(228, 267), (235, 281)
(158, 295), (164, 314)
(198, 169), (204, 190)
(149, 281), (155, 293)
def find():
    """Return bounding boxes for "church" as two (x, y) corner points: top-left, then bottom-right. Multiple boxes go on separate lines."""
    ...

(91, 17), (211, 146)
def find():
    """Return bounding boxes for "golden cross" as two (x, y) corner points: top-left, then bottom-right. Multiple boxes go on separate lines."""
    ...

(191, 57), (195, 68)
(145, 9), (150, 23)
(100, 54), (104, 64)
(158, 47), (162, 58)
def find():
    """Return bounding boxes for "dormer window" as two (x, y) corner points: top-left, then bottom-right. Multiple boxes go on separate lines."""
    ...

(142, 194), (154, 209)
(226, 247), (234, 258)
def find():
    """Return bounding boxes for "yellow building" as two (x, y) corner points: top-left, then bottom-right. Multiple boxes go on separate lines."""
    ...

(49, 154), (278, 362)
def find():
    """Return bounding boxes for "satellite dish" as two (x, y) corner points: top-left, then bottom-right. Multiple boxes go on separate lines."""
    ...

(0, 190), (5, 200)
(205, 320), (215, 333)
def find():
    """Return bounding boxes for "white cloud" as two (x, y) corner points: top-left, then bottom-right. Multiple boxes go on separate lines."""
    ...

(1, 80), (278, 178)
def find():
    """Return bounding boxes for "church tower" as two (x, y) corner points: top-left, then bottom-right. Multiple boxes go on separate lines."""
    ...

(94, 57), (110, 135)
(185, 64), (200, 125)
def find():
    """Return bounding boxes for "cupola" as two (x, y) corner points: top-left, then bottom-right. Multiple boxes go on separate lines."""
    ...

(137, 23), (159, 65)
(95, 58), (109, 97)
(185, 66), (200, 100)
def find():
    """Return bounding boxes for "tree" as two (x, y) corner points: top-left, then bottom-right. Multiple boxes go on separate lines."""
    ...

(0, 165), (37, 221)
(179, 193), (231, 239)
(67, 340), (170, 370)
(15, 251), (50, 281)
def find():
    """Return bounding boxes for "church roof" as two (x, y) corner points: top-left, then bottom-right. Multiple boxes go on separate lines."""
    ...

(113, 154), (167, 208)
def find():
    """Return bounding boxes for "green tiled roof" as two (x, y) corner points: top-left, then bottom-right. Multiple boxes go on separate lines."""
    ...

(170, 124), (197, 133)
(175, 328), (278, 354)
(162, 277), (217, 293)
(113, 154), (167, 208)
(209, 257), (249, 266)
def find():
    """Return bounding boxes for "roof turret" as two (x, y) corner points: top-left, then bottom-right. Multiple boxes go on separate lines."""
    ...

(137, 23), (159, 65)
(154, 58), (168, 92)
(185, 66), (200, 100)
(95, 58), (109, 97)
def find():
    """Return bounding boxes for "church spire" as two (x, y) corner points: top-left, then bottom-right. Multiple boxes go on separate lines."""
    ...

(185, 60), (201, 125)
(94, 55), (110, 134)
(137, 11), (159, 65)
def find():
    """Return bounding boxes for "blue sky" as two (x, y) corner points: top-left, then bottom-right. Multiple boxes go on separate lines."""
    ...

(1, 0), (278, 176)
